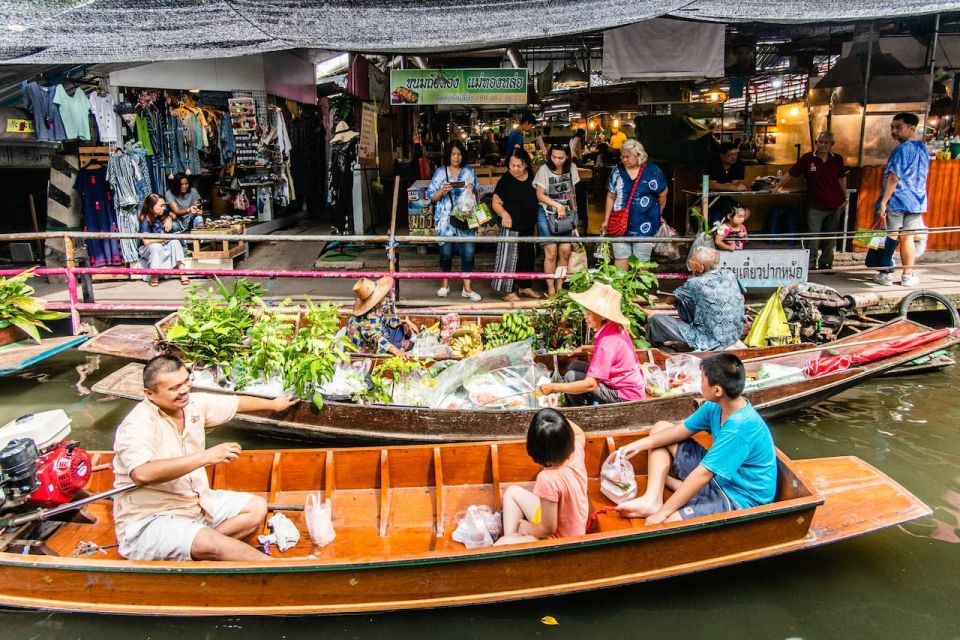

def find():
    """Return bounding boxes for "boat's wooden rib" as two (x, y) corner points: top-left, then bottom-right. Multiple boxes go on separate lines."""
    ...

(0, 431), (929, 616)
(90, 319), (958, 443)
(0, 335), (88, 376)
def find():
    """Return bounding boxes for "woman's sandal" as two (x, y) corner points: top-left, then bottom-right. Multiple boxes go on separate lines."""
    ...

(149, 277), (159, 287)
(518, 288), (542, 299)
(180, 276), (190, 286)
(502, 293), (521, 302)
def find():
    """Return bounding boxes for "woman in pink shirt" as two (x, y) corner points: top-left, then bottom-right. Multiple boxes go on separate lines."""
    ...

(540, 282), (646, 405)
(495, 409), (589, 544)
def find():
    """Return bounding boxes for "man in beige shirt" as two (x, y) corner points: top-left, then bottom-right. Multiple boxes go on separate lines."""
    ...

(113, 354), (297, 561)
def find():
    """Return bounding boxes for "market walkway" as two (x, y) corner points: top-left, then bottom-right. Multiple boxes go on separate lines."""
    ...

(32, 219), (960, 317)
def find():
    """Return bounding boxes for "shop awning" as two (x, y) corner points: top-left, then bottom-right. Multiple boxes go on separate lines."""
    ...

(0, 0), (959, 63)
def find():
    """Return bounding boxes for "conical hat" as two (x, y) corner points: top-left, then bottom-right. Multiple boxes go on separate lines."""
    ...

(352, 276), (394, 315)
(568, 282), (631, 328)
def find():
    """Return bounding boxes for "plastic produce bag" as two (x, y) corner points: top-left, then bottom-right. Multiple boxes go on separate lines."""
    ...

(745, 362), (806, 390)
(452, 189), (478, 226)
(257, 512), (301, 553)
(652, 221), (681, 261)
(409, 331), (455, 359)
(304, 493), (336, 547)
(744, 287), (792, 348)
(316, 359), (372, 400)
(665, 354), (701, 393)
(463, 364), (550, 409)
(641, 363), (670, 397)
(452, 505), (503, 549)
(600, 450), (638, 504)
(427, 341), (538, 409)
(686, 231), (715, 271)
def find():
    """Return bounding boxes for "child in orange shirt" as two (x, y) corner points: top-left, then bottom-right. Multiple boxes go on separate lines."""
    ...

(494, 409), (589, 545)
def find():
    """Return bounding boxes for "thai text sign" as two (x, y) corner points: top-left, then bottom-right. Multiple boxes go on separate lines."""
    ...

(717, 249), (809, 288)
(390, 69), (527, 105)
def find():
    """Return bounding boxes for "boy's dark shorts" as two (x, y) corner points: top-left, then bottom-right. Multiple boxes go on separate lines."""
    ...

(671, 439), (734, 519)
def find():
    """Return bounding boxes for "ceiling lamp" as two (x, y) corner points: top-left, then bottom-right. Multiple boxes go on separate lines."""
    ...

(555, 59), (589, 89)
(706, 86), (727, 103)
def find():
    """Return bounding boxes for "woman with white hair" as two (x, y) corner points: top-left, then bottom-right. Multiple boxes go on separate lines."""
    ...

(645, 246), (745, 351)
(602, 138), (669, 270)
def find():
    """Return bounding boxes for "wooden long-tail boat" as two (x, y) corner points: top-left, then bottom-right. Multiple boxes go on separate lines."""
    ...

(79, 309), (815, 364)
(91, 319), (958, 444)
(0, 430), (929, 615)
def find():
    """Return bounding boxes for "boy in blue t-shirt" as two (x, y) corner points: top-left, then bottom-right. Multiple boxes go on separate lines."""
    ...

(616, 353), (776, 524)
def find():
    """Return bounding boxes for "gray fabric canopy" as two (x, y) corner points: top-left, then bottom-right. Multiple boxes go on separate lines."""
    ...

(0, 0), (958, 63)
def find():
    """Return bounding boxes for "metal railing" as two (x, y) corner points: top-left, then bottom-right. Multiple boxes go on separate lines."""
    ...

(2, 224), (957, 334)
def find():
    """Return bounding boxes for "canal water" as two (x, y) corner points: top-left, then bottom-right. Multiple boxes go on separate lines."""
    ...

(0, 348), (957, 638)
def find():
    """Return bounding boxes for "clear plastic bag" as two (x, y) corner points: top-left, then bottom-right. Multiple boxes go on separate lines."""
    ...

(304, 493), (336, 547)
(425, 341), (542, 410)
(316, 359), (371, 399)
(686, 231), (715, 271)
(652, 221), (681, 261)
(452, 505), (503, 549)
(409, 331), (455, 359)
(600, 450), (638, 504)
(452, 189), (478, 226)
(665, 353), (702, 393)
(463, 364), (550, 409)
(642, 363), (669, 397)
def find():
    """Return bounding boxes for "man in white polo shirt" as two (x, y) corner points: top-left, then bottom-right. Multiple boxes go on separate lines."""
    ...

(112, 354), (297, 561)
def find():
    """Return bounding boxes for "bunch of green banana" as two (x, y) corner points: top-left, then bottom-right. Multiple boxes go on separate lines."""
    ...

(483, 312), (535, 348)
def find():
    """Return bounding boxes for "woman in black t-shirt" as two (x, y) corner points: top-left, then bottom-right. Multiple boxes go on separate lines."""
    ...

(491, 148), (541, 301)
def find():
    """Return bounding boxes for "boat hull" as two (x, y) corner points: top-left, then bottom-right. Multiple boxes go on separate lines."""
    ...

(0, 455), (927, 616)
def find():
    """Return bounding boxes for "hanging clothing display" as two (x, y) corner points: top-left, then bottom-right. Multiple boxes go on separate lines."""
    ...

(106, 144), (154, 263)
(75, 168), (123, 266)
(328, 137), (359, 233)
(22, 81), (66, 141)
(168, 111), (201, 175)
(289, 110), (322, 203)
(88, 92), (118, 143)
(53, 85), (92, 140)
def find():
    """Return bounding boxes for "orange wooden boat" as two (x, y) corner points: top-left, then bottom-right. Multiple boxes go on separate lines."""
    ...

(0, 430), (928, 615)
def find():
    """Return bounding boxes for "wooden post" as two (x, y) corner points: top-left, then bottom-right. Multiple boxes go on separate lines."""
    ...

(63, 235), (80, 334)
(26, 195), (42, 261)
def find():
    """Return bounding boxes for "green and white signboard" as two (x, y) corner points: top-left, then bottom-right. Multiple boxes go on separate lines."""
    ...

(390, 69), (527, 106)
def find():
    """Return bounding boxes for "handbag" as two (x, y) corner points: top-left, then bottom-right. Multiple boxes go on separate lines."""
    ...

(545, 206), (578, 235)
(607, 163), (645, 237)
(852, 220), (886, 250)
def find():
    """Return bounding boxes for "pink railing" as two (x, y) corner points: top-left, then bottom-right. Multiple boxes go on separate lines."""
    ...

(0, 230), (689, 334)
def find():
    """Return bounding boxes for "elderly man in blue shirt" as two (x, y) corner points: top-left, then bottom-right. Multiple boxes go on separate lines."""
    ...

(646, 246), (745, 351)
(873, 112), (929, 287)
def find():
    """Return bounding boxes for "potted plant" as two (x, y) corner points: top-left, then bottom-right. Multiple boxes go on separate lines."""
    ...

(0, 270), (68, 345)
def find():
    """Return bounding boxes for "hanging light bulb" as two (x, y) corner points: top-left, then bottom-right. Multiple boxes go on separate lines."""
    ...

(612, 118), (620, 128)
(770, 76), (784, 89)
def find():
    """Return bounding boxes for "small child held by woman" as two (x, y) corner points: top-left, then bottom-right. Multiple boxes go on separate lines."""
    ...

(494, 408), (589, 545)
(715, 204), (750, 251)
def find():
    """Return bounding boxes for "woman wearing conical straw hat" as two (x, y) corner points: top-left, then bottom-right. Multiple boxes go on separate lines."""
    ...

(539, 282), (646, 405)
(346, 276), (418, 356)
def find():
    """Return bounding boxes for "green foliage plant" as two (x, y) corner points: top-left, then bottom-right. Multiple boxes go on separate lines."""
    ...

(283, 299), (355, 409)
(0, 269), (68, 343)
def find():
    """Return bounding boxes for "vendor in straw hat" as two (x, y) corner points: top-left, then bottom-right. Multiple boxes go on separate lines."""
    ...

(346, 276), (418, 356)
(539, 282), (646, 405)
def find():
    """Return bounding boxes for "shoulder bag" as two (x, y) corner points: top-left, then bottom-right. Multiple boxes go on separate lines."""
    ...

(606, 163), (645, 237)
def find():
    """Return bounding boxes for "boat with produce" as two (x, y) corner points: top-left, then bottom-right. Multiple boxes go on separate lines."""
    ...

(0, 422), (930, 615)
(93, 318), (959, 443)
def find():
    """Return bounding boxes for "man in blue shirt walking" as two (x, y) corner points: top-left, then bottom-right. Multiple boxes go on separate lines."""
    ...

(874, 113), (929, 287)
(504, 114), (536, 160)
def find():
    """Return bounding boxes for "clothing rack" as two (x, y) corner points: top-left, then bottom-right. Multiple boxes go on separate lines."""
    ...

(78, 146), (111, 169)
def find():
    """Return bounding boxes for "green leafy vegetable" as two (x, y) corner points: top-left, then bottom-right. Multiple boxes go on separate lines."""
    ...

(0, 269), (68, 343)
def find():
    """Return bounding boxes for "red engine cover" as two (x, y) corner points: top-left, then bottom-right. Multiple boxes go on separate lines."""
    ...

(27, 441), (92, 507)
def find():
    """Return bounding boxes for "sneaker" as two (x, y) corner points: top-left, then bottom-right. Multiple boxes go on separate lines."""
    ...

(901, 273), (920, 287)
(872, 272), (894, 286)
(437, 287), (449, 298)
(461, 289), (482, 302)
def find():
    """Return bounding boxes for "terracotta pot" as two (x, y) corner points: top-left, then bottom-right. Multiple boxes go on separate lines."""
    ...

(0, 323), (28, 347)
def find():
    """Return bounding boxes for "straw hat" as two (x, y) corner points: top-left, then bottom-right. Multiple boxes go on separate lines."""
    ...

(568, 282), (631, 328)
(331, 121), (359, 144)
(352, 276), (394, 315)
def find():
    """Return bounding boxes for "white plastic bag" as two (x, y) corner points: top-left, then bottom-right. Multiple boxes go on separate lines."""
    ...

(600, 450), (638, 504)
(304, 493), (336, 547)
(452, 505), (503, 549)
(257, 512), (301, 553)
(665, 353), (702, 393)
